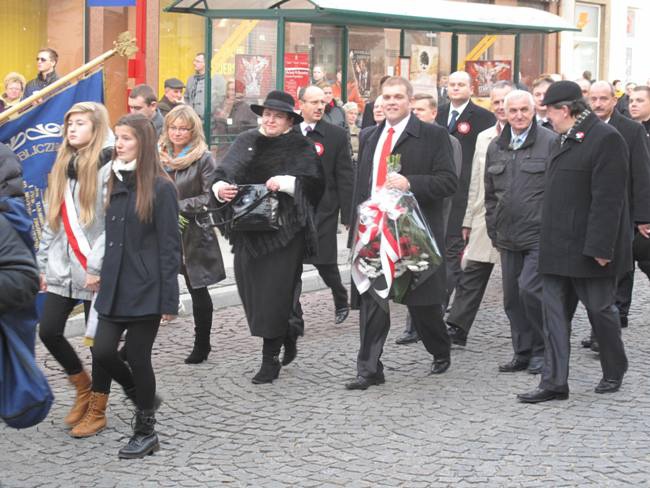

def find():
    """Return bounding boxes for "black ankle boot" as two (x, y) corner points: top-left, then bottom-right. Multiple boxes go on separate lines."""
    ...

(252, 355), (281, 384)
(281, 332), (298, 366)
(185, 316), (212, 364)
(118, 409), (159, 459)
(184, 343), (212, 364)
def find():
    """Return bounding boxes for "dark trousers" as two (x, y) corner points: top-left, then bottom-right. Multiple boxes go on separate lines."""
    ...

(356, 293), (450, 378)
(500, 248), (545, 361)
(290, 263), (349, 336)
(445, 234), (465, 305)
(446, 259), (494, 333)
(93, 316), (161, 411)
(540, 274), (628, 394)
(38, 292), (111, 393)
(615, 262), (650, 326)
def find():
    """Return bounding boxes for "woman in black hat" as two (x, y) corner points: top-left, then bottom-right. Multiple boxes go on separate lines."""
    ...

(211, 90), (324, 384)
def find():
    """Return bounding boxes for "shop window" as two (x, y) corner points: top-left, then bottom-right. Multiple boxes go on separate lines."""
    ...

(209, 18), (277, 152)
(403, 31), (445, 99)
(1, 0), (84, 88)
(573, 2), (601, 80)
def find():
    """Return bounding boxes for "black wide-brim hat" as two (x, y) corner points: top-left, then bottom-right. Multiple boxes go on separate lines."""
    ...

(250, 90), (303, 124)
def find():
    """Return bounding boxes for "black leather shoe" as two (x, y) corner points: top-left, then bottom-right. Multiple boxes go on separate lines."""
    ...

(590, 340), (600, 353)
(517, 387), (569, 403)
(527, 356), (544, 375)
(395, 330), (420, 345)
(581, 335), (593, 348)
(430, 358), (450, 375)
(447, 324), (467, 346)
(498, 358), (529, 373)
(334, 307), (350, 324)
(595, 378), (622, 394)
(344, 374), (385, 390)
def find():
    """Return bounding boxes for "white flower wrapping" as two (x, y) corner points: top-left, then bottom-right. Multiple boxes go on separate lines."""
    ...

(350, 188), (442, 302)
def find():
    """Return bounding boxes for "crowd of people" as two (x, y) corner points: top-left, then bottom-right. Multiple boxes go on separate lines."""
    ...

(3, 47), (650, 460)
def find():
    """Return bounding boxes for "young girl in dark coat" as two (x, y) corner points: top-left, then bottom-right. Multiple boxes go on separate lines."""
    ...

(93, 114), (180, 459)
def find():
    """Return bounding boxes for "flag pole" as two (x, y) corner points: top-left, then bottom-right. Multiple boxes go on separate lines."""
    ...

(0, 32), (137, 125)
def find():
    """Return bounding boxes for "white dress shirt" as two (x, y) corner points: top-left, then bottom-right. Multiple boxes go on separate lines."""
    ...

(300, 121), (316, 136)
(371, 114), (411, 194)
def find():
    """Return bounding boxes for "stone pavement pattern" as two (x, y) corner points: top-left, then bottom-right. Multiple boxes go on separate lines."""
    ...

(2, 269), (650, 487)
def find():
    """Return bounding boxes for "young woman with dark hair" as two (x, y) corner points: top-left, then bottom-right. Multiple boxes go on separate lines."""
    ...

(93, 113), (181, 459)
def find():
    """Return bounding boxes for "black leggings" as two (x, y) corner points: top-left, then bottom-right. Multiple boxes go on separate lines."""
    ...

(182, 272), (213, 327)
(38, 292), (111, 393)
(93, 316), (160, 411)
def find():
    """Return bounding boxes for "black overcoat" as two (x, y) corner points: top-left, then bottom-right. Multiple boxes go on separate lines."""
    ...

(538, 112), (632, 278)
(95, 173), (181, 317)
(608, 109), (650, 224)
(349, 114), (458, 306)
(172, 151), (226, 288)
(294, 120), (354, 264)
(436, 100), (496, 236)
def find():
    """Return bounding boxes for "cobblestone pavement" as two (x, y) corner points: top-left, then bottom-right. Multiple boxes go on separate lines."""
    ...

(2, 268), (650, 487)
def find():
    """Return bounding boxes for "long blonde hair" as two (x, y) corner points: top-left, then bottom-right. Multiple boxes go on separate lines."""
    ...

(46, 102), (110, 231)
(159, 105), (208, 171)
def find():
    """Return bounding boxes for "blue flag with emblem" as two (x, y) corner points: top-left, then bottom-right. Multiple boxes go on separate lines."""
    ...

(0, 69), (104, 251)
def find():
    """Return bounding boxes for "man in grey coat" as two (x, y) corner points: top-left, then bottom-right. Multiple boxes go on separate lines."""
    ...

(484, 90), (557, 375)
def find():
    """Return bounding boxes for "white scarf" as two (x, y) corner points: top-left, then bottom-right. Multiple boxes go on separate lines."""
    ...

(111, 159), (137, 181)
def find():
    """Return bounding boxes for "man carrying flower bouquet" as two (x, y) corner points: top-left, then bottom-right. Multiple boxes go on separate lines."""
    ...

(345, 77), (458, 390)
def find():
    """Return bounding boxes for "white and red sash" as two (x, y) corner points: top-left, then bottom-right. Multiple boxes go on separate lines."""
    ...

(60, 183), (98, 346)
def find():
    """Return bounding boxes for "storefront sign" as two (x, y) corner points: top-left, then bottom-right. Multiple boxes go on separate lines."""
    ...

(284, 53), (310, 106)
(87, 0), (136, 6)
(465, 60), (512, 98)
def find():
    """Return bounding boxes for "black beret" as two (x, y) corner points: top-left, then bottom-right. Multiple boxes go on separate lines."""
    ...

(164, 78), (185, 89)
(542, 80), (583, 106)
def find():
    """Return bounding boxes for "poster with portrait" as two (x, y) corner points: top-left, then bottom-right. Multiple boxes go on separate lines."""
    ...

(235, 54), (272, 100)
(465, 60), (512, 97)
(410, 45), (439, 98)
(284, 53), (310, 107)
(350, 50), (371, 98)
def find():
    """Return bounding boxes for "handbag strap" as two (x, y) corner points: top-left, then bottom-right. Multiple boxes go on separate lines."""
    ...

(194, 187), (277, 229)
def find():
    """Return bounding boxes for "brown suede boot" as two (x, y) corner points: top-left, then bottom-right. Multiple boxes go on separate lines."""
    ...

(64, 370), (92, 427)
(70, 392), (108, 438)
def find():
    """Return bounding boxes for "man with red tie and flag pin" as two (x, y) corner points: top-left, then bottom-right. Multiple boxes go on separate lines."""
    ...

(345, 76), (458, 390)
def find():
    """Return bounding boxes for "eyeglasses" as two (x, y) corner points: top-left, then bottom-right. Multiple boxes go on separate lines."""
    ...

(36, 57), (49, 62)
(168, 126), (191, 133)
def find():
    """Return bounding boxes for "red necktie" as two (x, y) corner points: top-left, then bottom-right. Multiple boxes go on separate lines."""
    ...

(376, 127), (394, 190)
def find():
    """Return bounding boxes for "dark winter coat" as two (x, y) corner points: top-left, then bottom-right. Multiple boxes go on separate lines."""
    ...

(95, 172), (181, 317)
(608, 109), (650, 225)
(0, 143), (24, 198)
(539, 112), (632, 278)
(294, 120), (354, 264)
(212, 129), (325, 258)
(484, 122), (557, 251)
(171, 151), (225, 288)
(436, 100), (496, 236)
(158, 95), (180, 117)
(349, 114), (457, 306)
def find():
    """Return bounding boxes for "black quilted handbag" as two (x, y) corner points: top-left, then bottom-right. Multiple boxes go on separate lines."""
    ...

(229, 184), (280, 231)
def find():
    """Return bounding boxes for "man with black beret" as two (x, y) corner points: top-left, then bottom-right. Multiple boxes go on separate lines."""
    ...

(517, 81), (631, 403)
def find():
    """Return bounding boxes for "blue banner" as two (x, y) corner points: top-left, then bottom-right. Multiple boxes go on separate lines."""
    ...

(87, 0), (136, 6)
(0, 70), (104, 251)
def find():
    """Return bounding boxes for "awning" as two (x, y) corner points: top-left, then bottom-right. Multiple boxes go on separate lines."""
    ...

(165, 0), (578, 34)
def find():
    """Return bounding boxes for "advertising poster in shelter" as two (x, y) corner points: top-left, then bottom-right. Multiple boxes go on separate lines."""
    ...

(465, 60), (512, 97)
(235, 54), (272, 100)
(350, 50), (371, 98)
(284, 53), (310, 107)
(410, 45), (438, 98)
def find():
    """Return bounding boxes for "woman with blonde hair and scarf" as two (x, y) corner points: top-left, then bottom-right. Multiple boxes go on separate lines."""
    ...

(159, 105), (225, 363)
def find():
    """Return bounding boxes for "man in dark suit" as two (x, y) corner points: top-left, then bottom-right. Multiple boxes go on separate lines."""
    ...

(586, 81), (650, 343)
(345, 77), (457, 390)
(286, 85), (354, 365)
(518, 81), (631, 403)
(435, 71), (496, 304)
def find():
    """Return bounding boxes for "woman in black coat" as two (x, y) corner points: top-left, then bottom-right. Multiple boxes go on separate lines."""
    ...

(93, 114), (181, 459)
(160, 105), (225, 364)
(212, 91), (324, 384)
